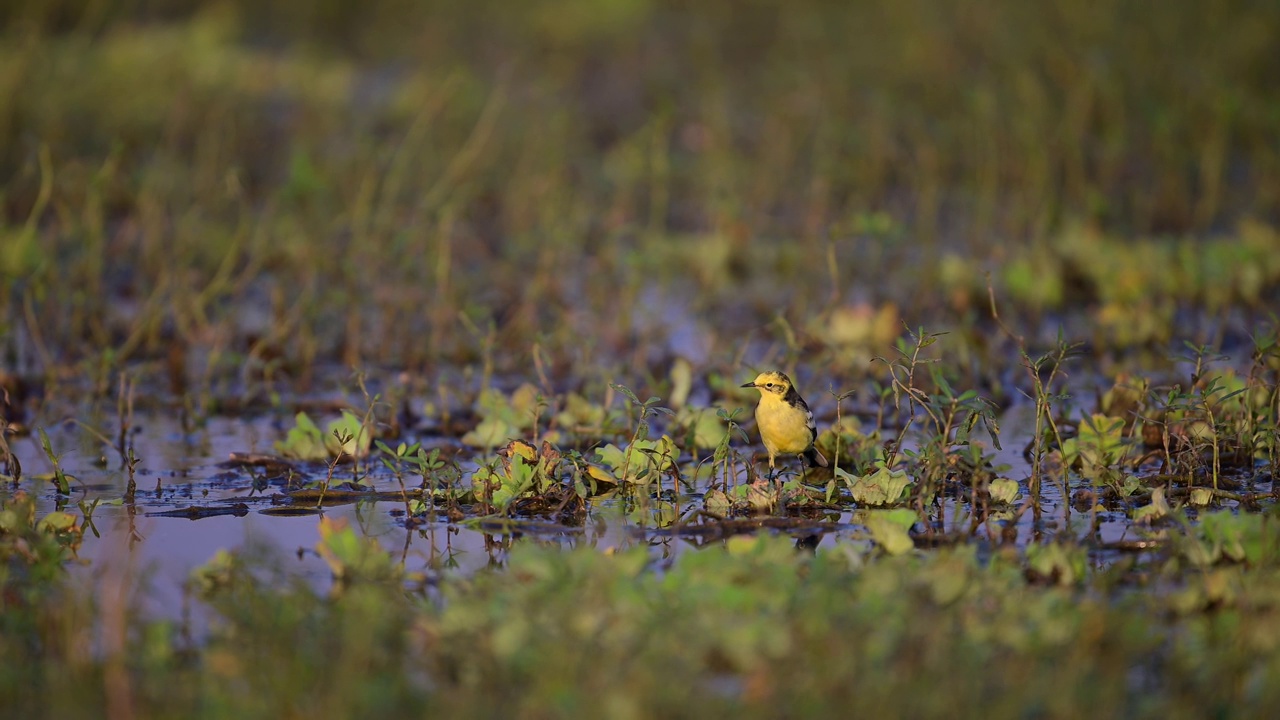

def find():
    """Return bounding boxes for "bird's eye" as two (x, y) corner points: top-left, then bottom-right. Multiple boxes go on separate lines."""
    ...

(765, 382), (774, 388)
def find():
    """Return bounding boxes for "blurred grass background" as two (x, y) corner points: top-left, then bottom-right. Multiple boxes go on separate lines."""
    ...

(4, 6), (1280, 713)
(2, 0), (1278, 385)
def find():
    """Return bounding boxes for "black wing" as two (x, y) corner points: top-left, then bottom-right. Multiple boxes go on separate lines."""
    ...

(785, 387), (818, 444)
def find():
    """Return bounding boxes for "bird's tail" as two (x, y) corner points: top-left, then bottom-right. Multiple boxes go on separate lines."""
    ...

(805, 447), (829, 468)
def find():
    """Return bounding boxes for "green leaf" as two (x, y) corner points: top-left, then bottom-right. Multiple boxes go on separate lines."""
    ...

(989, 478), (1019, 504)
(1189, 488), (1213, 507)
(593, 436), (676, 484)
(555, 393), (608, 432)
(1026, 543), (1086, 585)
(860, 508), (916, 555)
(1065, 413), (1130, 472)
(842, 466), (912, 506)
(675, 407), (726, 450)
(1197, 511), (1264, 564)
(37, 511), (78, 533)
(325, 411), (371, 458)
(704, 489), (731, 514)
(1133, 487), (1171, 524)
(611, 383), (642, 406)
(275, 412), (330, 461)
(462, 416), (521, 448)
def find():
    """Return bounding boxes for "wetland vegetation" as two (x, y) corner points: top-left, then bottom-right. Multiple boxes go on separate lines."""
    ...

(2, 0), (1280, 716)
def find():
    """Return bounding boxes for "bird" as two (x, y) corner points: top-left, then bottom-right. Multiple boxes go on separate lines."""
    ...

(741, 371), (828, 478)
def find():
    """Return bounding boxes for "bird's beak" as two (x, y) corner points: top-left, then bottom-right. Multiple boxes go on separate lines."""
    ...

(740, 382), (757, 388)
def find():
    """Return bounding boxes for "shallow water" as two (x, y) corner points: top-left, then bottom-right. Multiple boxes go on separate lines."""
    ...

(6, 387), (1271, 615)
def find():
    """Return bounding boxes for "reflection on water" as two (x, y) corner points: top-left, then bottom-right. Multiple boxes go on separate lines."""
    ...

(6, 398), (1265, 614)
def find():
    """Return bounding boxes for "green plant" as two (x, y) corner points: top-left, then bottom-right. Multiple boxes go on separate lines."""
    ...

(36, 428), (70, 496)
(990, 286), (1077, 519)
(593, 436), (677, 487)
(1062, 413), (1130, 477)
(471, 440), (566, 512)
(875, 327), (1002, 529)
(839, 464), (912, 507)
(462, 384), (555, 448)
(376, 439), (424, 517)
(275, 411), (372, 462)
(609, 384), (675, 486)
(314, 516), (404, 592)
(710, 406), (750, 496)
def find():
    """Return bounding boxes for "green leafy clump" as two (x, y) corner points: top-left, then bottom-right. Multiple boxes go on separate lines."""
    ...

(673, 406), (726, 451)
(593, 436), (677, 485)
(553, 392), (615, 436)
(314, 517), (404, 591)
(857, 508), (918, 555)
(1000, 252), (1065, 311)
(471, 440), (565, 510)
(1178, 511), (1273, 567)
(0, 492), (85, 594)
(814, 417), (882, 474)
(462, 384), (556, 448)
(275, 411), (372, 461)
(9, 485), (1280, 718)
(1061, 413), (1131, 476)
(840, 465), (912, 507)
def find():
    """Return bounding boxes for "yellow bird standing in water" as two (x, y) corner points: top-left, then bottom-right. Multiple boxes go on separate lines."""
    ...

(741, 371), (828, 476)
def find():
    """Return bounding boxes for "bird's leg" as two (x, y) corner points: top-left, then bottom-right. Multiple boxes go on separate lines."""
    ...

(776, 459), (796, 509)
(773, 456), (803, 507)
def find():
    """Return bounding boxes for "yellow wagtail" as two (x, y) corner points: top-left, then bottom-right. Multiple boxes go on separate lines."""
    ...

(741, 371), (828, 476)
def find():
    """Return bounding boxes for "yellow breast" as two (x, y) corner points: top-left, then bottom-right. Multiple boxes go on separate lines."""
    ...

(755, 397), (812, 455)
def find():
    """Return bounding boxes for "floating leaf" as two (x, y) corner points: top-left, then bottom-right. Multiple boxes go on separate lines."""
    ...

(842, 466), (911, 506)
(503, 440), (537, 462)
(462, 416), (521, 449)
(704, 489), (731, 514)
(1133, 487), (1171, 524)
(37, 511), (78, 533)
(988, 477), (1020, 505)
(860, 508), (917, 555)
(585, 465), (619, 487)
(739, 480), (776, 512)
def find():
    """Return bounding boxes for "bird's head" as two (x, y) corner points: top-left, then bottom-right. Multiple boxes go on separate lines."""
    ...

(741, 371), (791, 396)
